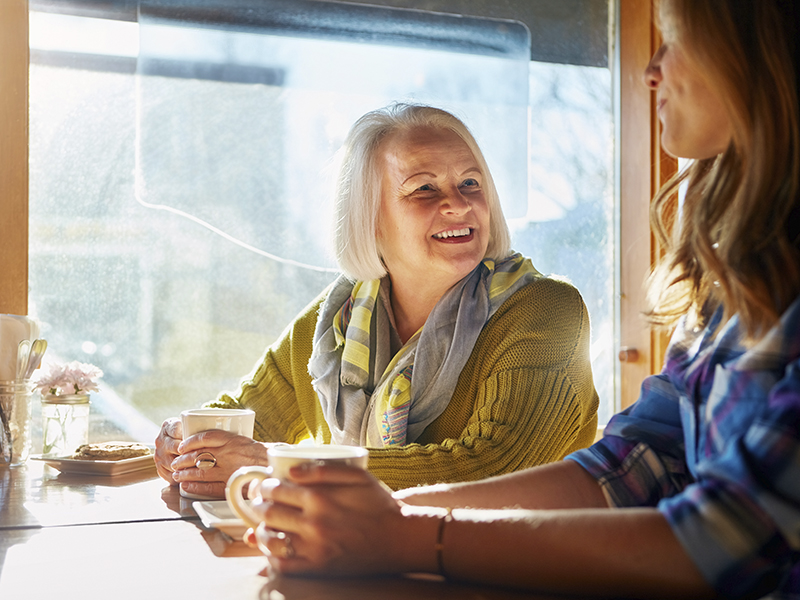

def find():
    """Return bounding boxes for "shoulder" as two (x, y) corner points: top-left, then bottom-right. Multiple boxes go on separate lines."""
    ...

(493, 274), (588, 325)
(476, 275), (590, 368)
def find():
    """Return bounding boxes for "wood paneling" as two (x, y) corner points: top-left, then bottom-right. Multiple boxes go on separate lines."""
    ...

(0, 0), (29, 316)
(618, 0), (678, 409)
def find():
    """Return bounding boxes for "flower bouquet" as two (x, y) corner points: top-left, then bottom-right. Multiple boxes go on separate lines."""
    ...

(34, 361), (103, 456)
(34, 360), (103, 397)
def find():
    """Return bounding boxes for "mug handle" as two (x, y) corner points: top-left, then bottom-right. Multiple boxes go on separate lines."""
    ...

(225, 465), (272, 529)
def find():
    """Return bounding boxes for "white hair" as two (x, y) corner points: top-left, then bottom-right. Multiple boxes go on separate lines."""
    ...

(333, 103), (512, 281)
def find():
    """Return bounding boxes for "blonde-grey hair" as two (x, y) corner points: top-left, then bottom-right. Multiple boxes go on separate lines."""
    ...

(333, 103), (511, 281)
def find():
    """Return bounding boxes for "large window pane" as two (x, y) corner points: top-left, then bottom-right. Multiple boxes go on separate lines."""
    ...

(28, 1), (615, 442)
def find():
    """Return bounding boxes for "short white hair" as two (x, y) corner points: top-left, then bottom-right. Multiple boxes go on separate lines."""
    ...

(334, 103), (511, 281)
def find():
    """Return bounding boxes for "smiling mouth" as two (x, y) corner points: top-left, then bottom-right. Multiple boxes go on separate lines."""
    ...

(433, 227), (472, 240)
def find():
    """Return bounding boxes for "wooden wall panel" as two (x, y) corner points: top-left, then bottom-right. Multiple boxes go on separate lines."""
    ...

(0, 0), (29, 316)
(619, 0), (678, 408)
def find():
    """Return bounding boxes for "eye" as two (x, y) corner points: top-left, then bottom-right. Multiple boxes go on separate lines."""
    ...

(460, 178), (480, 189)
(417, 183), (435, 192)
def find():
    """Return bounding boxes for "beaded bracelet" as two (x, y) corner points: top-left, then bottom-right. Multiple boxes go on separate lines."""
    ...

(434, 507), (453, 578)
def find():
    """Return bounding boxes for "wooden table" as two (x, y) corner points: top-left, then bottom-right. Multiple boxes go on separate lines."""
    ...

(0, 461), (596, 600)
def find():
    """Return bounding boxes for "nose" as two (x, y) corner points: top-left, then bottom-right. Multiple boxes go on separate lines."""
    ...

(643, 45), (664, 89)
(440, 188), (471, 215)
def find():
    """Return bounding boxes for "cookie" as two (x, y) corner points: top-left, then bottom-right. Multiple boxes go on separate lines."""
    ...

(71, 441), (152, 461)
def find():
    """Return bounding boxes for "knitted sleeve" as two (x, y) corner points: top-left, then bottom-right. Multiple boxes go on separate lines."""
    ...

(205, 291), (330, 445)
(366, 277), (600, 490)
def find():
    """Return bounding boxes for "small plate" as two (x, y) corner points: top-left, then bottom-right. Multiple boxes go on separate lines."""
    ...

(30, 452), (156, 476)
(193, 500), (248, 539)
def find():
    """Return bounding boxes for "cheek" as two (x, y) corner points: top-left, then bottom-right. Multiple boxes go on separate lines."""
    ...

(478, 203), (491, 235)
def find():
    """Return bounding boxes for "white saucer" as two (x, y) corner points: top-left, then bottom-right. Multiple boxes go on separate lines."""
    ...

(192, 500), (248, 539)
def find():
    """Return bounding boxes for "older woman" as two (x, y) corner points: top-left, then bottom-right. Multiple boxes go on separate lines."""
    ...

(154, 103), (598, 498)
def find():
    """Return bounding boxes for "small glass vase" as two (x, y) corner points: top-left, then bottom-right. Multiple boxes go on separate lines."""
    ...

(41, 393), (90, 457)
(0, 380), (35, 466)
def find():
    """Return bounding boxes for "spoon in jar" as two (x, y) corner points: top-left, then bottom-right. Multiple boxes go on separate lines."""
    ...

(16, 339), (31, 382)
(24, 339), (47, 380)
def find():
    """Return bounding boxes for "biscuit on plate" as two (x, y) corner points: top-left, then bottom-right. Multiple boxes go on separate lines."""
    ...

(71, 442), (152, 461)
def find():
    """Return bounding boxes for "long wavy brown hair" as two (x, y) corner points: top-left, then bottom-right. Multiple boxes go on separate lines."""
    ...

(647, 0), (800, 343)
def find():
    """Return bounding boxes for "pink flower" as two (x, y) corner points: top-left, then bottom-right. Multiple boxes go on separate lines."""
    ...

(34, 361), (103, 396)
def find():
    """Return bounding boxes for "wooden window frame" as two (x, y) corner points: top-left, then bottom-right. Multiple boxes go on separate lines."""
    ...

(618, 0), (676, 409)
(0, 0), (29, 317)
(1, 0), (672, 409)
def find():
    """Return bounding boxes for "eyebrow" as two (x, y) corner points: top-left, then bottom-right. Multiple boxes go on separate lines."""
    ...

(402, 171), (436, 185)
(402, 167), (482, 185)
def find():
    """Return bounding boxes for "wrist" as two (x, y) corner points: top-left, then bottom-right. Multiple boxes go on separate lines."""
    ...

(398, 505), (453, 575)
(434, 507), (453, 578)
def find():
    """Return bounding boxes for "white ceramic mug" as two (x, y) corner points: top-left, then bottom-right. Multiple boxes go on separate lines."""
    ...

(226, 444), (370, 530)
(179, 408), (256, 499)
(180, 408), (256, 438)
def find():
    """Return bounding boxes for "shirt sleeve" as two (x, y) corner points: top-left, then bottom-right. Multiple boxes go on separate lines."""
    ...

(567, 371), (691, 507)
(570, 360), (800, 598)
(657, 360), (800, 598)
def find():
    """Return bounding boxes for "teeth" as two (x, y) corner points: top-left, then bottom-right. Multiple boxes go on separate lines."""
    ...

(434, 228), (471, 239)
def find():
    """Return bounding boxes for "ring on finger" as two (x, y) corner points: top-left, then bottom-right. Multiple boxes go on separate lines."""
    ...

(276, 531), (296, 559)
(195, 451), (217, 470)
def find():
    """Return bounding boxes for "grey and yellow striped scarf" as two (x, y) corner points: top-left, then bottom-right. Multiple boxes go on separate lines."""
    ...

(309, 253), (541, 447)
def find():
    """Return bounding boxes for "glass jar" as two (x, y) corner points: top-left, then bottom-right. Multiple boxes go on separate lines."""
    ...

(0, 380), (35, 466)
(41, 393), (90, 457)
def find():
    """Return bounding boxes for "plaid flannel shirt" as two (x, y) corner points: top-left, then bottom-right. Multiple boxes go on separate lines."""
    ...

(569, 297), (800, 599)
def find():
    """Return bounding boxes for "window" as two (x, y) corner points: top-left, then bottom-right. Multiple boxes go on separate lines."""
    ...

(20, 0), (617, 443)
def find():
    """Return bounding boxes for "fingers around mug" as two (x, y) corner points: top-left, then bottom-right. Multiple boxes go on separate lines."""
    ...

(155, 462), (179, 485)
(178, 429), (238, 454)
(163, 417), (183, 440)
(172, 445), (229, 472)
(256, 522), (300, 560)
(243, 526), (258, 548)
(155, 423), (181, 465)
(258, 476), (309, 511)
(225, 466), (273, 529)
(170, 449), (203, 472)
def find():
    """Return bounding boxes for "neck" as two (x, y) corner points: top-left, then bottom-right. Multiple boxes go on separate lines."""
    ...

(388, 277), (448, 344)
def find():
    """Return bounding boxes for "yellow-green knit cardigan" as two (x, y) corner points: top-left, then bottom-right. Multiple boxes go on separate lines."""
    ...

(209, 276), (599, 490)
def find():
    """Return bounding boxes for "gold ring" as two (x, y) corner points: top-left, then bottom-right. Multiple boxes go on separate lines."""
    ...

(195, 451), (216, 470)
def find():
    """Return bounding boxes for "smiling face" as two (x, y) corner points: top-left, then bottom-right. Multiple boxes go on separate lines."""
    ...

(644, 28), (733, 159)
(377, 126), (490, 297)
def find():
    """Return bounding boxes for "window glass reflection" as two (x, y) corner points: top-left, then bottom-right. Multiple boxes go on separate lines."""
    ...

(28, 3), (614, 440)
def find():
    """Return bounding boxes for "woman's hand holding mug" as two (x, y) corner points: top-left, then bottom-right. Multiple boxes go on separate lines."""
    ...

(226, 444), (370, 564)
